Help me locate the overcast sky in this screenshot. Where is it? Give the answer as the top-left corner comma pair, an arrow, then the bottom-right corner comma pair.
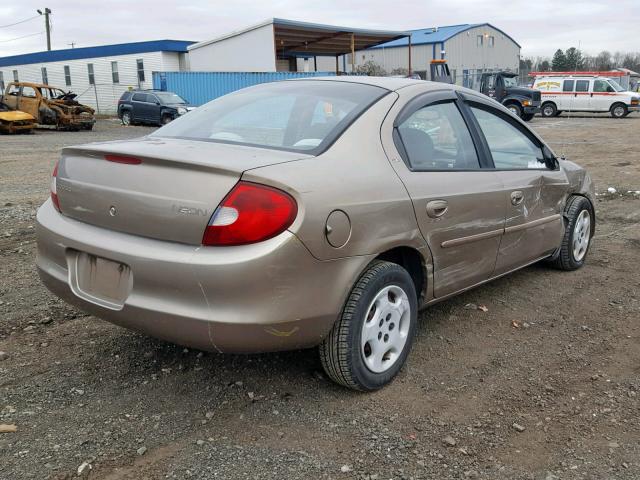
1,0 -> 638,59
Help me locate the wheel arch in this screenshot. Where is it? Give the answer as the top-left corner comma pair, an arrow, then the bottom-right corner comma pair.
374,246 -> 428,304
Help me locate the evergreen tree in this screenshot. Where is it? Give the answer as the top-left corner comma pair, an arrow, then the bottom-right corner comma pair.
551,49 -> 568,71
565,47 -> 585,70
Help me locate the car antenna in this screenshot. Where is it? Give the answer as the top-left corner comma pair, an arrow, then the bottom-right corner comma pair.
560,40 -> 582,160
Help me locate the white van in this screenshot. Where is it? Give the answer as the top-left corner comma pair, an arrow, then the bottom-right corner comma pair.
532,76 -> 640,118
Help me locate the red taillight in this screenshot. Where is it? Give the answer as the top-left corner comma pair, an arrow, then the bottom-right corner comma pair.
202,182 -> 297,246
104,154 -> 142,165
51,161 -> 61,212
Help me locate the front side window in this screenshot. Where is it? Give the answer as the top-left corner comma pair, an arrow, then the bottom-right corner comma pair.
593,79 -> 613,93
575,80 -> 589,92
608,79 -> 625,92
64,65 -> 71,86
13,70 -> 18,82
41,67 -> 48,85
7,84 -> 20,96
87,64 -> 95,85
136,59 -> 145,83
397,101 -> 480,170
563,80 -> 575,92
111,61 -> 119,84
21,86 -> 37,98
153,81 -> 387,154
471,106 -> 546,170
502,76 -> 517,88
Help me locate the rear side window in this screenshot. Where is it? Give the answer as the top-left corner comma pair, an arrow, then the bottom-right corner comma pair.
471,106 -> 546,170
132,93 -> 146,102
563,80 -> 574,92
397,101 -> 480,170
575,80 -> 589,92
120,92 -> 132,101
152,81 -> 388,154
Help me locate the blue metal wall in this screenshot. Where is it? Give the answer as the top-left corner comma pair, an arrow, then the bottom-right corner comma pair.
152,71 -> 336,106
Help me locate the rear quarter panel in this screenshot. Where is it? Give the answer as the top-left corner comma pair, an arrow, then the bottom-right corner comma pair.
242,91 -> 427,261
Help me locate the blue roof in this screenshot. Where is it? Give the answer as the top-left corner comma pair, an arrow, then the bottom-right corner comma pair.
370,23 -> 521,49
0,40 -> 195,68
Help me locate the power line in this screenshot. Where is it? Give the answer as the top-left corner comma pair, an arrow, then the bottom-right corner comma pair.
0,15 -> 40,29
0,31 -> 44,43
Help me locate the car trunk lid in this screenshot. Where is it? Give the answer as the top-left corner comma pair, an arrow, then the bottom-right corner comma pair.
56,137 -> 309,245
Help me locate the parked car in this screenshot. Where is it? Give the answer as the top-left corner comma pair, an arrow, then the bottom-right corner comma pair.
0,101 -> 36,134
36,78 -> 595,391
533,75 -> 640,118
117,90 -> 194,126
1,82 -> 95,130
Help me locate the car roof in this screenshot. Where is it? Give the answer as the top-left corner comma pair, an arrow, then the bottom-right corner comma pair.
293,75 -> 451,92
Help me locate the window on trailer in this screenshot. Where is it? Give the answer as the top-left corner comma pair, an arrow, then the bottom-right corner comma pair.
13,70 -> 18,82
136,59 -> 145,83
488,36 -> 495,47
64,65 -> 71,86
0,72 -> 4,92
87,64 -> 95,85
41,67 -> 48,85
111,61 -> 119,84
477,35 -> 483,46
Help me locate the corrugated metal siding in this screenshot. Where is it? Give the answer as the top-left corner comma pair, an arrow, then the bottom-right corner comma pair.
152,71 -> 336,106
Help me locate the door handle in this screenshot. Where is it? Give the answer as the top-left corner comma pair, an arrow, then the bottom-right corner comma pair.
426,200 -> 448,218
510,190 -> 524,206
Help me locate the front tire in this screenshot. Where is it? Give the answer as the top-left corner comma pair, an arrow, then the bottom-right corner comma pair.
161,114 -> 173,125
319,260 -> 418,391
610,103 -> 628,118
522,113 -> 535,122
541,102 -> 557,117
506,103 -> 522,118
548,196 -> 594,271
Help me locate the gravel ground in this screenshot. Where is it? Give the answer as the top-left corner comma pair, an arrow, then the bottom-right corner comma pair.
0,116 -> 639,480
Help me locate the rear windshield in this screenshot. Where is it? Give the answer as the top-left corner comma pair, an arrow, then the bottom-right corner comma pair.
152,81 -> 388,153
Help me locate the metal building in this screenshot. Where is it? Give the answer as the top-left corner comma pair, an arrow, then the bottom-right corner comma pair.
0,40 -> 193,114
188,18 -> 410,73
358,23 -> 521,86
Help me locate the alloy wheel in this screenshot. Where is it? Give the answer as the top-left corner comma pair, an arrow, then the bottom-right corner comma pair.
572,209 -> 591,262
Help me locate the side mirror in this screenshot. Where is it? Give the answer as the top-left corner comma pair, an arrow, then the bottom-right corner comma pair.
542,146 -> 559,169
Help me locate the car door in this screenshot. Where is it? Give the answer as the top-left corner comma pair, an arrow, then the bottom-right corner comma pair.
17,85 -> 40,119
465,100 -> 567,275
131,93 -> 150,121
572,79 -> 591,111
591,79 -> 614,112
383,90 -> 505,298
146,93 -> 162,123
3,83 -> 20,110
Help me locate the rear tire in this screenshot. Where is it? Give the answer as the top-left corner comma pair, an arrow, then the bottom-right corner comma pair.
610,103 -> 627,118
522,113 -> 535,122
319,260 -> 418,391
121,110 -> 132,126
541,102 -> 557,118
548,196 -> 594,271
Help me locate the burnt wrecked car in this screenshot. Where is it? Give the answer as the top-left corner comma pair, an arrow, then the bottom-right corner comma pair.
36,78 -> 595,391
2,82 -> 95,130
0,101 -> 36,134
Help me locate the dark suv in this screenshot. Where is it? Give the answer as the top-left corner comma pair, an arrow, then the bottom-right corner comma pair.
117,90 -> 194,126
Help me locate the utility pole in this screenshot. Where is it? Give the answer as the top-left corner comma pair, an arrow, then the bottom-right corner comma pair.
37,8 -> 52,51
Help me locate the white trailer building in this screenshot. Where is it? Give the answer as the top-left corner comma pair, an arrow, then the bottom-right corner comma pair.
0,40 -> 193,114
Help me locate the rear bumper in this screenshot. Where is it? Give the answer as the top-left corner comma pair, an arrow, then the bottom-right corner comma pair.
36,200 -> 371,353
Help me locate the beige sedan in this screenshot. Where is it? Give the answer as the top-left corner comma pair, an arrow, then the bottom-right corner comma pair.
36,78 -> 594,390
